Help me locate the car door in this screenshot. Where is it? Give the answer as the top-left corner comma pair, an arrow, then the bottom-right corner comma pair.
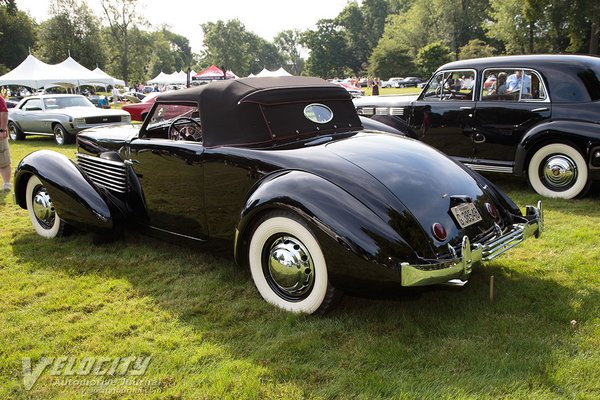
408,69 -> 477,162
127,103 -> 207,240
17,98 -> 45,132
472,68 -> 551,171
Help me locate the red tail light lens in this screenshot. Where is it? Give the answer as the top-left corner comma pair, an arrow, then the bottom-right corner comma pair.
432,222 -> 447,241
485,202 -> 498,219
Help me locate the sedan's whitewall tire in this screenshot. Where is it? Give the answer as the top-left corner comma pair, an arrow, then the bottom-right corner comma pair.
25,176 -> 68,238
248,212 -> 338,314
527,143 -> 589,199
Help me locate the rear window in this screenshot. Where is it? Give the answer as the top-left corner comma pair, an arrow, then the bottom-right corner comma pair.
577,68 -> 600,101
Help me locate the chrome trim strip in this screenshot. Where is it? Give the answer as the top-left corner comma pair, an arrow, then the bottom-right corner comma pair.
401,201 -> 543,287
465,163 -> 514,174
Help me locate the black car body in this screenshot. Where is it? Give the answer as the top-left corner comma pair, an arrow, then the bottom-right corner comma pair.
14,77 -> 542,314
354,55 -> 600,199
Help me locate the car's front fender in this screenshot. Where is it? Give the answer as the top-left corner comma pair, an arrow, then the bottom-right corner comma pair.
14,150 -> 115,234
234,170 -> 420,289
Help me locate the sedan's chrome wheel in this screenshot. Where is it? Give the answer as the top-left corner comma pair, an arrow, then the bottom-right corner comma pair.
25,176 -> 68,238
8,121 -> 24,141
53,124 -> 66,145
248,211 -> 338,314
528,143 -> 589,199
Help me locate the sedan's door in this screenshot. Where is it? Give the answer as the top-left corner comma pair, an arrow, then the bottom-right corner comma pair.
408,69 -> 477,163
127,138 -> 207,240
472,68 -> 551,171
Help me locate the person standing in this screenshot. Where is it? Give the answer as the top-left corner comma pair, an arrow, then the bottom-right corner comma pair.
372,77 -> 380,96
0,95 -> 11,191
111,86 -> 120,108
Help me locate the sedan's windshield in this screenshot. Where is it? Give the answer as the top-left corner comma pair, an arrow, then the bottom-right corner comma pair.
44,96 -> 94,109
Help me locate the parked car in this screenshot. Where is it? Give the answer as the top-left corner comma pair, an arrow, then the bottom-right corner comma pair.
354,55 -> 600,199
333,82 -> 364,98
122,92 -> 161,121
382,77 -> 404,88
8,94 -> 131,145
397,77 -> 423,88
13,77 -> 542,314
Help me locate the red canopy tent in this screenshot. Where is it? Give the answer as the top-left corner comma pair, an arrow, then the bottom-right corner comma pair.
192,65 -> 237,81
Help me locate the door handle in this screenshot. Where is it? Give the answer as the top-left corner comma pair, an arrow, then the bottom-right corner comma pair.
531,107 -> 549,112
460,106 -> 473,110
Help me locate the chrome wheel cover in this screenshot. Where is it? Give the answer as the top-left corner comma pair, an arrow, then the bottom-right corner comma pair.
8,124 -> 17,141
542,154 -> 577,190
32,185 -> 55,229
266,235 -> 315,299
54,126 -> 65,145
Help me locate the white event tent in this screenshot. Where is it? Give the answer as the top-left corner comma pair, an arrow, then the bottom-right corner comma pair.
147,70 -> 197,85
0,54 -> 122,89
253,67 -> 293,77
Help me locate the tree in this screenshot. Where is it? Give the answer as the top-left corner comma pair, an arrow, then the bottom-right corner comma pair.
101,0 -> 144,85
247,33 -> 283,74
459,39 -> 496,60
302,19 -> 351,78
36,0 -> 105,68
368,34 -> 417,78
274,29 -> 305,75
201,19 -> 252,76
416,42 -> 452,77
0,2 -> 37,71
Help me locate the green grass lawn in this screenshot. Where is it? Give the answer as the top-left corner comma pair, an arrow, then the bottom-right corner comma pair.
1,138 -> 599,399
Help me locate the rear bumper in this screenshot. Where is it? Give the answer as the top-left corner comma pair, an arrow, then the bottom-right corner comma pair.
401,201 -> 543,287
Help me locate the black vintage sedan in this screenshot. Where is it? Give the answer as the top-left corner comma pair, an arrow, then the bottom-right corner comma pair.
14,77 -> 542,314
354,55 -> 600,199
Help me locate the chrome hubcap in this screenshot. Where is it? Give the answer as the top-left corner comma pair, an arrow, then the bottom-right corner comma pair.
267,236 -> 314,298
542,155 -> 577,189
32,186 -> 55,228
54,128 -> 64,145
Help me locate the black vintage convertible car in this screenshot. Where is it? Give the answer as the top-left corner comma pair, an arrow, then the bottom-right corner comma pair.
14,77 -> 542,314
354,55 -> 600,199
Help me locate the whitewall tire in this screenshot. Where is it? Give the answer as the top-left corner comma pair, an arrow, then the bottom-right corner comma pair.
25,176 -> 68,238
248,211 -> 338,314
527,143 -> 589,199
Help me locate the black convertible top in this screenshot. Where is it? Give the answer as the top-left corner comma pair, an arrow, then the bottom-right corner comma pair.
156,76 -> 363,147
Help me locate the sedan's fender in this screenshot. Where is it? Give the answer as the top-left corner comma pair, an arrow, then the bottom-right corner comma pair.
14,150 -> 115,234
234,170 -> 421,281
514,120 -> 600,176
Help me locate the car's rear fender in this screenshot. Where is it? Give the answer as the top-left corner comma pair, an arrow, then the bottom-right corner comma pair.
14,150 -> 115,234
234,170 -> 422,286
514,120 -> 600,176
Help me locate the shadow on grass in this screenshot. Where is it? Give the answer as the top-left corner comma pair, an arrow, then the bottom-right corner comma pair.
11,229 -> 599,398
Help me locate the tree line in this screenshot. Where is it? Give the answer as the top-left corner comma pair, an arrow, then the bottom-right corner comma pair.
1,0 -> 599,86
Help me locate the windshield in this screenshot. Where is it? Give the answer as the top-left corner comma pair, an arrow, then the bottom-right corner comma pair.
43,96 -> 94,109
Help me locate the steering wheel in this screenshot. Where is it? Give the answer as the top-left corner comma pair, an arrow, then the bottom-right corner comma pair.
168,117 -> 202,142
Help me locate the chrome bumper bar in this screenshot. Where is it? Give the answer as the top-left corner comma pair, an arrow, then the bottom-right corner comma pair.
401,201 -> 543,287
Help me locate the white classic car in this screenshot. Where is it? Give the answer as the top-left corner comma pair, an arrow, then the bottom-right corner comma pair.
8,94 -> 131,145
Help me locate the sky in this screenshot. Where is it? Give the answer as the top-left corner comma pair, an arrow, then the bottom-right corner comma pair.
15,0 -> 353,53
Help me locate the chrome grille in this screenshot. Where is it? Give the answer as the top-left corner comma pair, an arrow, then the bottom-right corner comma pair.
85,116 -> 123,124
76,153 -> 127,193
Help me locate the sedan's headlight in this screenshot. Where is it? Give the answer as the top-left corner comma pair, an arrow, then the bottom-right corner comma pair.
74,118 -> 85,126
121,115 -> 131,123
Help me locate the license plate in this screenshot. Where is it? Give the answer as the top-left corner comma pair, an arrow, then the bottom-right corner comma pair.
450,202 -> 482,228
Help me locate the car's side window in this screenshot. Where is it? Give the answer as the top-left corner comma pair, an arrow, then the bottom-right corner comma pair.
481,68 -> 548,102
23,99 -> 43,111
422,70 -> 475,101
